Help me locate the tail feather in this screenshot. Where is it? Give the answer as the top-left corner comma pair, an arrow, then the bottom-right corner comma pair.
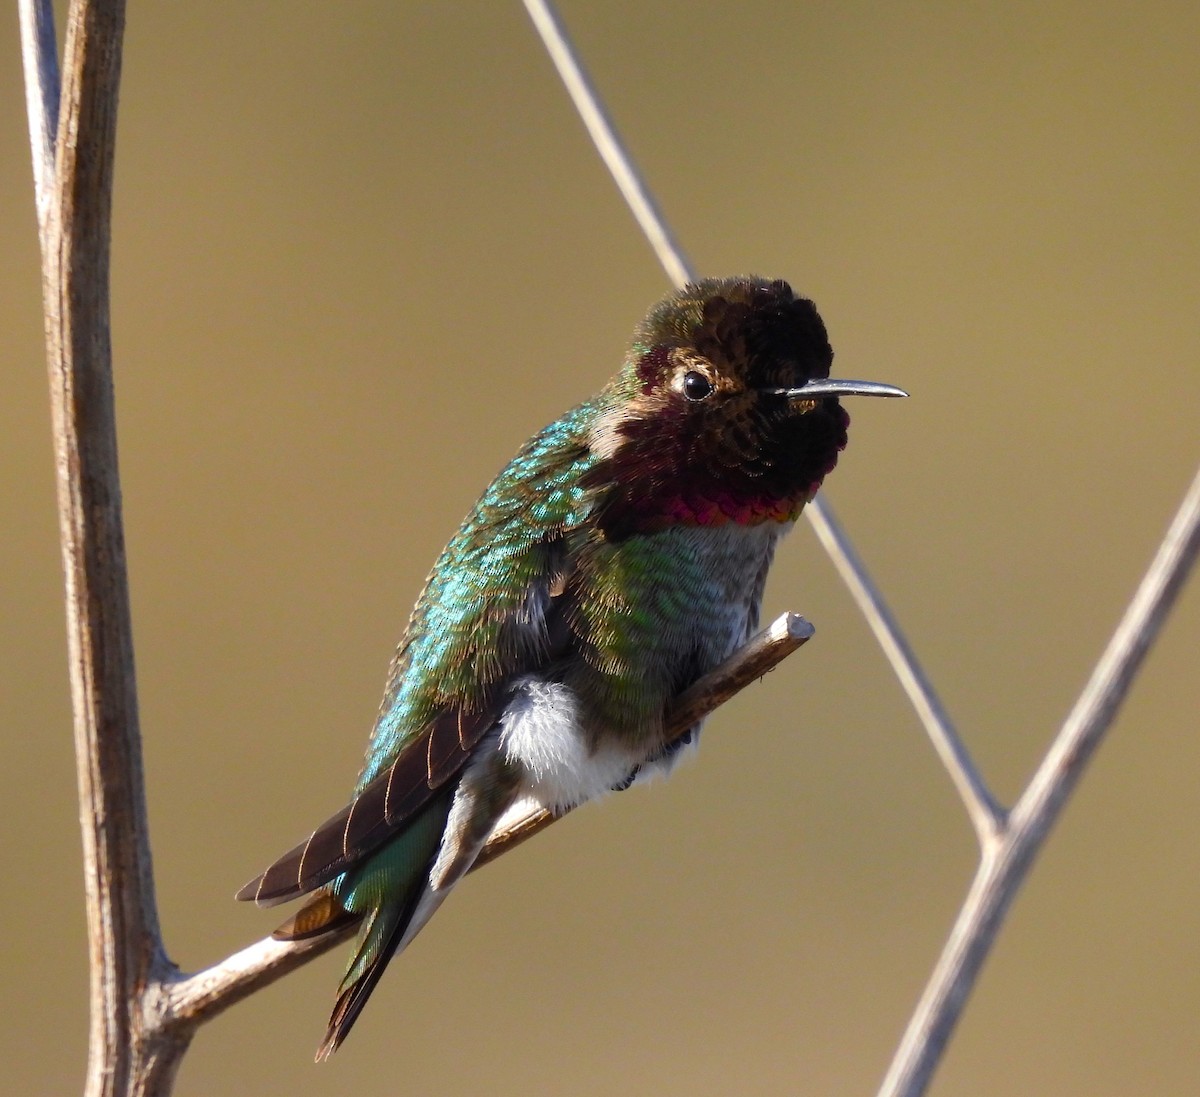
316,907 -> 401,1061
315,790 -> 453,1059
272,892 -> 362,942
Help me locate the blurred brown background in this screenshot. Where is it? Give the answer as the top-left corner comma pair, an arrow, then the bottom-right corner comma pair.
3,2 -> 1199,1094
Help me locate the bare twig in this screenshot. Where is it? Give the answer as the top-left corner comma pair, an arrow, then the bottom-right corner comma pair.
878,463 -> 1200,1097
159,923 -> 354,1028
806,500 -> 1004,843
160,613 -> 812,1022
1013,466 -> 1200,833
18,0 -> 60,245
476,611 -> 814,867
523,0 -> 692,287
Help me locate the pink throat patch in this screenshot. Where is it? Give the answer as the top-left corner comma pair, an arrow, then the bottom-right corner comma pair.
658,484 -> 818,528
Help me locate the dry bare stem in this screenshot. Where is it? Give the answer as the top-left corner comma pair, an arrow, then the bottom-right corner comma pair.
879,463 -> 1200,1097
520,3 -> 1200,1095
20,1 -> 188,1095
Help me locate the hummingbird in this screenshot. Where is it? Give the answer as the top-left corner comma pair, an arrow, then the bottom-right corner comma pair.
237,276 -> 906,1058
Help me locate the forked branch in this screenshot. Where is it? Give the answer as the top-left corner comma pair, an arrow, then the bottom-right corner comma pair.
878,463 -> 1200,1097
520,3 -> 1200,1096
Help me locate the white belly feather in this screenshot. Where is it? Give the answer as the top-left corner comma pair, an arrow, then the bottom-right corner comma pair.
494,519 -> 788,824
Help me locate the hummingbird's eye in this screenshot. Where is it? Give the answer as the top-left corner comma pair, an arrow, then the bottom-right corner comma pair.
682,371 -> 714,402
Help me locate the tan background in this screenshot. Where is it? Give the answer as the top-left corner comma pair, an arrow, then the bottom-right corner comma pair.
3,3 -> 1199,1094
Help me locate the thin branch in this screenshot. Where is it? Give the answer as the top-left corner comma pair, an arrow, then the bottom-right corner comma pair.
475,611 -> 814,868
161,613 -> 814,1025
28,1 -> 168,1095
806,498 -> 1004,843
1012,463 -> 1200,834
523,0 -> 692,287
878,463 -> 1200,1097
18,0 -> 61,245
158,923 -> 355,1030
519,0 -> 986,841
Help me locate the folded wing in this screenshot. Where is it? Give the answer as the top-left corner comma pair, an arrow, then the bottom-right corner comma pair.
236,691 -> 506,906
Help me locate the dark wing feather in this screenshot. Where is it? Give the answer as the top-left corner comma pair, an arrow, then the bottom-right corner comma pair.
236,694 -> 503,906
238,536 -> 582,907
237,417 -> 591,910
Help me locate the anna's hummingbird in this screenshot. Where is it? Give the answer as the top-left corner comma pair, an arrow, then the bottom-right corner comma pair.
238,276 -> 906,1058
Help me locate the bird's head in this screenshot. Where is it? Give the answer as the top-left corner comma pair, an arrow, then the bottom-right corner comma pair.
585,276 -> 905,538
